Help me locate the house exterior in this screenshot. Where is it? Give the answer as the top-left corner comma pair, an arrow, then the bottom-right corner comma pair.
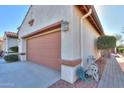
3,32 -> 18,53
18,5 -> 104,83
0,38 -> 3,51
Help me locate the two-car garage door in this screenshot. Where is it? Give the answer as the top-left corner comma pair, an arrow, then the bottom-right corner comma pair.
26,30 -> 61,71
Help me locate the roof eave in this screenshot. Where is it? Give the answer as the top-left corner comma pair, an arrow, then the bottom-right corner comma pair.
17,5 -> 32,35
76,5 -> 104,35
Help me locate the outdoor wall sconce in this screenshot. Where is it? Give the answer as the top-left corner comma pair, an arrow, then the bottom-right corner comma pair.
28,19 -> 34,26
61,20 -> 69,31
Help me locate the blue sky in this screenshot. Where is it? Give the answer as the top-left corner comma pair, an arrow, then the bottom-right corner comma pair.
0,5 -> 29,37
0,5 -> 124,38
95,5 -> 124,36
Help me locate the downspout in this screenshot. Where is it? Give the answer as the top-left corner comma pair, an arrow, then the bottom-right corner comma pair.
80,8 -> 92,67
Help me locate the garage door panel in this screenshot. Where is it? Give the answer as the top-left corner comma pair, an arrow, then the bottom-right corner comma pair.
27,47 -> 60,58
27,52 -> 60,59
28,42 -> 60,49
27,31 -> 61,71
32,58 -> 61,70
28,39 -> 60,49
28,54 -> 61,70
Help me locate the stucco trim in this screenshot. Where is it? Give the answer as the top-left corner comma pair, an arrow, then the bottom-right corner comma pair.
22,21 -> 61,38
26,28 -> 61,40
61,59 -> 81,67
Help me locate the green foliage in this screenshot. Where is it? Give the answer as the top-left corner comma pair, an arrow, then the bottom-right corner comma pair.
117,47 -> 124,53
4,54 -> 19,63
9,46 -> 18,53
97,35 -> 116,49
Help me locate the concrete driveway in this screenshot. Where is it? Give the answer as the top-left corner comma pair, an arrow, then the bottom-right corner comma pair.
0,60 -> 60,88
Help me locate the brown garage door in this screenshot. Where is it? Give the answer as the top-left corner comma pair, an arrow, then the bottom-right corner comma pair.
26,31 -> 61,71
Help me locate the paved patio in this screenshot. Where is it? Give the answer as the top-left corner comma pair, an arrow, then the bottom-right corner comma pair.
0,60 -> 60,88
98,55 -> 124,88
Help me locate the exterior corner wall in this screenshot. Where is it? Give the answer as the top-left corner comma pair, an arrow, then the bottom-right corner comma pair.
61,16 -> 74,60
60,6 -> 83,83
71,6 -> 82,60
61,64 -> 80,84
61,6 -> 83,61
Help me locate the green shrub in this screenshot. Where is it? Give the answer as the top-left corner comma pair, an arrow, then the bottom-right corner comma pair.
120,49 -> 124,53
97,35 -> 116,49
9,46 -> 18,53
4,54 -> 19,63
117,48 -> 124,53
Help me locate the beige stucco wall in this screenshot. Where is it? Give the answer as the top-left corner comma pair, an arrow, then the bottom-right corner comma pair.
71,6 -> 82,60
72,6 -> 100,67
82,17 -> 100,67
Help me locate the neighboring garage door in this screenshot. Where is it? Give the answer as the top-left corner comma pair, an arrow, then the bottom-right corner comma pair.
26,30 -> 61,71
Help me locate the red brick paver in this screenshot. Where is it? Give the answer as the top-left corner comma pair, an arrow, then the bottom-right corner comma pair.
49,79 -> 97,88
98,55 -> 124,88
95,57 -> 107,79
49,57 -> 106,88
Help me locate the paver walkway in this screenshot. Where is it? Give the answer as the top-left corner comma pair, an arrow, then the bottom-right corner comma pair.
49,79 -> 97,88
98,55 -> 124,88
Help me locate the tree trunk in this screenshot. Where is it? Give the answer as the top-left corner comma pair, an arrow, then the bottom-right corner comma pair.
101,49 -> 111,58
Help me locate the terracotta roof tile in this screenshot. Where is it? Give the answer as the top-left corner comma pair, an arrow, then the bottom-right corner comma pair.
0,39 -> 3,42
5,32 -> 18,38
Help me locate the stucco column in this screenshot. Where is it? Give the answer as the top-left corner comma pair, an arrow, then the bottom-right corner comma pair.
19,38 -> 26,61
61,20 -> 81,84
